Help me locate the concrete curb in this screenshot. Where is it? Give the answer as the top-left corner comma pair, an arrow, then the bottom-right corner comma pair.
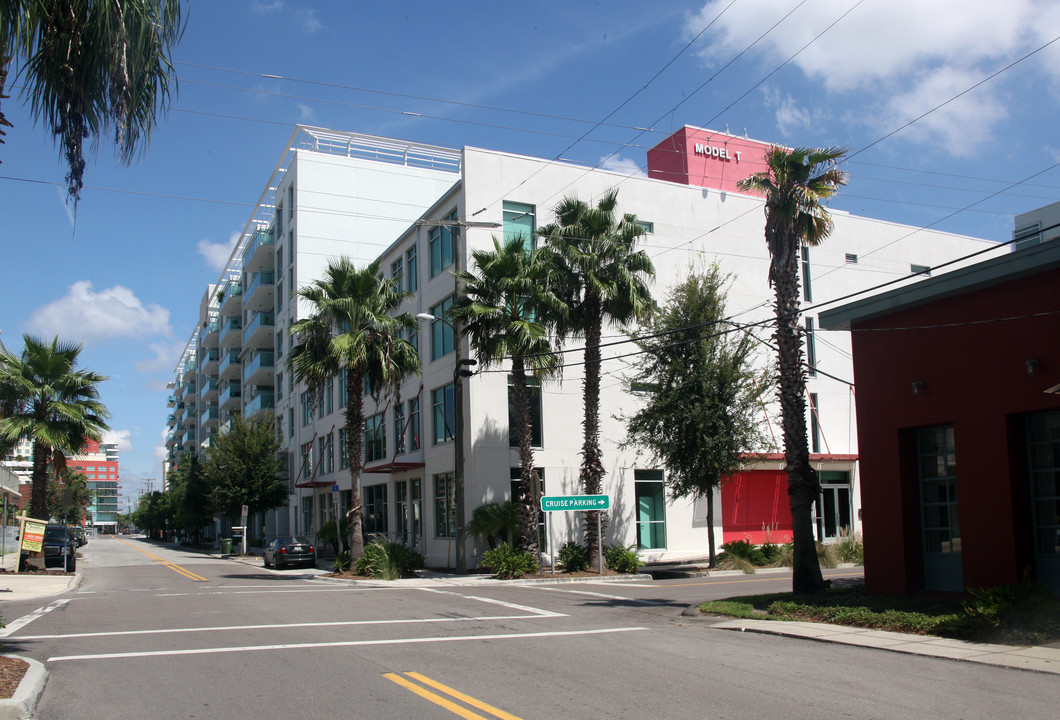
0,656 -> 46,720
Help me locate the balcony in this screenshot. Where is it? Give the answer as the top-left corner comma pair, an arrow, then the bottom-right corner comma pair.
199,375 -> 219,402
165,432 -> 176,448
219,349 -> 242,381
182,359 -> 197,382
200,319 -> 221,349
243,270 -> 275,312
244,387 -> 275,417
219,316 -> 243,349
182,433 -> 198,453
243,350 -> 275,387
183,412 -> 196,429
243,310 -> 275,349
200,348 -> 219,375
167,414 -> 176,427
200,403 -> 219,430
167,394 -> 176,408
220,281 -> 243,318
244,227 -> 275,273
219,382 -> 242,412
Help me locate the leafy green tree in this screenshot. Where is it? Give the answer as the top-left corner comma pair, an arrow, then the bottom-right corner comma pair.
737,146 -> 848,593
538,188 -> 655,563
1,0 -> 184,204
0,335 -> 109,519
131,489 -> 172,537
167,456 -> 213,544
47,466 -> 94,525
450,236 -> 564,554
622,266 -> 770,567
288,258 -> 420,560
200,413 -> 286,524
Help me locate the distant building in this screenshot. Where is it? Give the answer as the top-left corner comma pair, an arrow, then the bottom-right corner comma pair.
68,439 -> 120,532
821,238 -> 1060,595
1013,200 -> 1060,250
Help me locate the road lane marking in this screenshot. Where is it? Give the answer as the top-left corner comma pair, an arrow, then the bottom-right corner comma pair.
114,538 -> 208,581
47,627 -> 648,662
416,589 -> 564,617
385,671 -> 523,720
0,599 -> 70,638
535,587 -> 665,605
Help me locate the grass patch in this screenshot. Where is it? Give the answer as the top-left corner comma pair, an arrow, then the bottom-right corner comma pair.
699,584 -> 1060,645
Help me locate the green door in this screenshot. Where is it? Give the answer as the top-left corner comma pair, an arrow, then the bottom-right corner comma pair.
917,426 -> 963,592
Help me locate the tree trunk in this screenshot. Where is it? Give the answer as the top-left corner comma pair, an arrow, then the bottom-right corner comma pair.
580,297 -> 606,566
344,367 -> 367,560
772,242 -> 825,594
510,358 -> 538,556
30,441 -> 51,519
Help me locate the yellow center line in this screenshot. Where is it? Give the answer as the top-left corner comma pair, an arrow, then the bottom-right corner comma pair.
115,537 -> 209,582
384,672 -> 524,720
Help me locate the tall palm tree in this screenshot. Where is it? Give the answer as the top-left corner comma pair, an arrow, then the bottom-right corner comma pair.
288,258 -> 420,561
0,334 -> 109,519
449,235 -> 564,555
538,188 -> 655,563
737,145 -> 848,594
1,0 -> 184,203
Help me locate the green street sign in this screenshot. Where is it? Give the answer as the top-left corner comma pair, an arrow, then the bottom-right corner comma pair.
540,494 -> 610,512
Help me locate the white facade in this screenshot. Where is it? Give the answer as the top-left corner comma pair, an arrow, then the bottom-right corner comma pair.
166,126 -> 999,566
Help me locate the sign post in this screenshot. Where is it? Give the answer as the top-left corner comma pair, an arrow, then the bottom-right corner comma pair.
540,495 -> 610,575
240,504 -> 249,555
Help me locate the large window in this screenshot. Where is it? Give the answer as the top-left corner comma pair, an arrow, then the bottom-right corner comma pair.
364,484 -> 388,535
508,376 -> 542,448
434,472 -> 455,537
918,426 -> 960,554
325,376 -> 334,414
801,247 -> 812,302
301,496 -> 313,535
429,210 -> 457,278
301,441 -> 314,479
809,392 -> 821,454
339,427 -> 349,469
406,245 -> 418,291
393,399 -> 421,455
365,412 -> 386,463
805,317 -> 817,377
301,390 -> 312,426
503,201 -> 535,248
408,397 -> 421,451
322,433 -> 334,474
394,478 -> 422,548
390,257 -> 403,287
635,469 -> 666,549
338,368 -> 348,407
430,295 -> 455,360
394,402 -> 406,455
432,384 -> 455,445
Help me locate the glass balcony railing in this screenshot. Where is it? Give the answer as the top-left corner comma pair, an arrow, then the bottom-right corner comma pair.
245,270 -> 275,299
245,391 -> 275,416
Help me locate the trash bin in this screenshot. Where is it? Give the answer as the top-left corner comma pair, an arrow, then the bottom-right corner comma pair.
220,538 -> 232,554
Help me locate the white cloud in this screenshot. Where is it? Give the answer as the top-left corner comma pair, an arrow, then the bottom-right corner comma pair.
27,282 -> 172,343
301,9 -> 322,33
250,0 -> 284,14
296,103 -> 315,122
197,231 -> 239,272
135,340 -> 186,373
687,0 -> 1051,153
598,154 -> 647,178
153,428 -> 168,464
762,86 -> 812,137
104,429 -> 133,453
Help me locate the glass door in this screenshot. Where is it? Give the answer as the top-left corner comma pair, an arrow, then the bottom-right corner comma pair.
917,426 -> 962,591
1027,411 -> 1060,594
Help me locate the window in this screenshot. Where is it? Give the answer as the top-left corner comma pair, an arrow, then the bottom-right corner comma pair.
801,246 -> 812,302
317,389 -> 325,419
276,372 -> 283,401
276,202 -> 284,236
429,209 -> 457,277
301,441 -> 314,479
1013,222 -> 1043,251
394,478 -> 422,547
635,469 -> 666,549
805,317 -> 817,378
288,408 -> 294,437
364,484 -> 388,535
322,433 -> 334,474
911,264 -> 931,276
434,472 -> 455,537
338,368 -> 348,407
394,402 -> 406,455
339,427 -> 349,469
365,412 -> 386,463
326,376 -> 334,415
406,245 -> 418,292
917,425 -> 960,554
391,257 -> 403,286
301,391 -> 312,426
845,253 -> 858,264
635,220 -> 654,234
503,201 -> 535,248
508,376 -> 542,448
430,295 -> 455,360
809,392 -> 821,454
406,325 -> 419,356
301,496 -> 313,535
408,397 -> 421,451
432,384 -> 455,445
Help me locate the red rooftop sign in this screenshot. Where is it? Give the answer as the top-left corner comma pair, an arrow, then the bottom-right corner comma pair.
646,126 -> 775,195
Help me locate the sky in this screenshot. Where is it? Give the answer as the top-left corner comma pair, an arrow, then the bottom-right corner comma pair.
2,0 -> 1059,508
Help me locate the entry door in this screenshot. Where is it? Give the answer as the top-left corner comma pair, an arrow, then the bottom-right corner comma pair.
1027,411 -> 1060,595
816,471 -> 852,540
917,426 -> 963,592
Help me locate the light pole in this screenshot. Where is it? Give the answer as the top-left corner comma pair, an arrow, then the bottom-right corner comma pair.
415,217 -> 498,572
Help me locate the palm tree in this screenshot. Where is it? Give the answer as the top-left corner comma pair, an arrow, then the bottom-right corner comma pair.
0,335 -> 109,519
1,0 -> 184,204
288,258 -> 420,561
737,145 -> 848,594
449,235 -> 564,555
538,188 -> 655,564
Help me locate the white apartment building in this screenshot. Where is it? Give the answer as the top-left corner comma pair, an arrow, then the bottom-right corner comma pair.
166,125 -> 999,568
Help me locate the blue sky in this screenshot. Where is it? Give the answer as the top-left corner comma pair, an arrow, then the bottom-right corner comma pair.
2,0 -> 1058,507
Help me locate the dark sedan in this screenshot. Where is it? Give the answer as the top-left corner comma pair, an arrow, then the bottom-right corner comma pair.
263,536 -> 316,569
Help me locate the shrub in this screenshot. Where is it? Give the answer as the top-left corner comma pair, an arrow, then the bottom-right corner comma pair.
317,521 -> 340,554
817,542 -> 839,569
963,577 -> 1051,627
604,543 -> 642,574
716,553 -> 756,573
834,528 -> 864,565
481,543 -> 538,579
759,542 -> 782,565
354,539 -> 425,580
332,550 -> 351,573
557,541 -> 590,572
720,539 -> 766,566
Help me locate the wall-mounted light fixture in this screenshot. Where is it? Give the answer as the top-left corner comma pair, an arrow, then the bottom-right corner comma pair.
912,381 -> 925,395
1026,358 -> 1040,376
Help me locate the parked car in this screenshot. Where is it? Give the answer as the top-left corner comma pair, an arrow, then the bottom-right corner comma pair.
71,527 -> 87,547
263,536 -> 316,569
21,524 -> 77,572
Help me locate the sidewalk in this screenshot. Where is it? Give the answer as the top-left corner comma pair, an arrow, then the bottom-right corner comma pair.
0,551 -> 81,602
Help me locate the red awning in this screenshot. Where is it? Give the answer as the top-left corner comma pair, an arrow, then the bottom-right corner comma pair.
362,461 -> 426,474
294,480 -> 334,489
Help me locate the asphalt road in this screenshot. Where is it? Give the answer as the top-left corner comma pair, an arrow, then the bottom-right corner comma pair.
1,537 -> 1055,720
